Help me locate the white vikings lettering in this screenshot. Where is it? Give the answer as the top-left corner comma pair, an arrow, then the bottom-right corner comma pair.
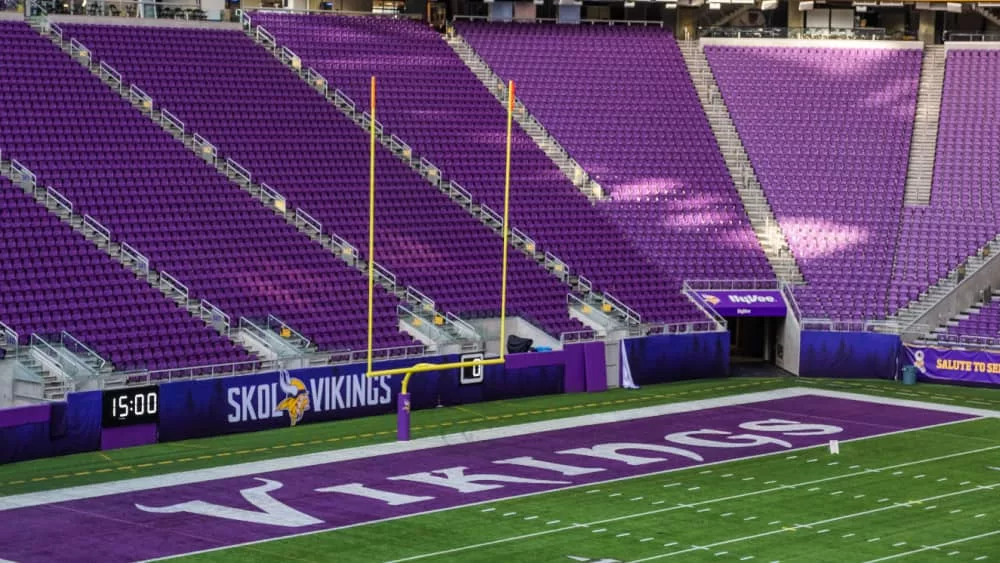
387,466 -> 570,493
309,377 -> 327,411
226,388 -> 240,423
240,386 -> 256,421
738,419 -> 843,436
493,456 -> 606,476
256,383 -> 271,420
556,443 -> 703,466
665,429 -> 792,449
135,478 -> 322,527
315,483 -> 433,506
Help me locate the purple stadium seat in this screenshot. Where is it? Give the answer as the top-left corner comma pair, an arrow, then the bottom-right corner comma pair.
248,13 -> 717,325
60,23 -> 587,338
704,45 -> 921,319
0,176 -> 253,372
457,22 -> 773,284
0,21 -> 412,356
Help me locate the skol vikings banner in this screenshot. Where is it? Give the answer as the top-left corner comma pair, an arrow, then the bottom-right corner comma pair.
157,353 -> 565,442
904,345 -> 1000,386
696,290 -> 787,317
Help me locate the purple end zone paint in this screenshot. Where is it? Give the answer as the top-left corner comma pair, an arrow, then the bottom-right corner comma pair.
397,393 -> 411,441
0,395 -> 975,563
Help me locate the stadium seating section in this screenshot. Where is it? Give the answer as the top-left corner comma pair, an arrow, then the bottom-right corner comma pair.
704,45 -> 921,320
0,176 -> 252,372
456,22 -> 773,282
3,15 -> 1000,372
250,13 -> 713,325
0,21 -> 409,358
893,50 -> 1000,333
60,24 -> 586,338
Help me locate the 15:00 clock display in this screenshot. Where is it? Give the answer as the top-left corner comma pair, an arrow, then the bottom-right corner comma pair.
102,386 -> 159,427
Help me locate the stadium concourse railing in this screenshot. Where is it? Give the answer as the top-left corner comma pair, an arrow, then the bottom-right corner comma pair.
452,14 -> 666,27
697,26 -> 889,40
917,333 -> 1000,352
943,32 -> 1000,42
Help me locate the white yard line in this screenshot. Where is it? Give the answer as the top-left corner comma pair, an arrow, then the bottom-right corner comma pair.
628,485 -> 998,562
374,448 -> 1000,563
861,530 -> 1000,562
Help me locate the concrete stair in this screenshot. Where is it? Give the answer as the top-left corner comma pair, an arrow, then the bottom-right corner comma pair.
678,40 -> 804,285
903,45 -> 945,206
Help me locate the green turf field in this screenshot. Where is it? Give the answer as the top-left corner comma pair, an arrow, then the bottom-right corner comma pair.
2,376 -> 998,563
176,416 -> 1000,563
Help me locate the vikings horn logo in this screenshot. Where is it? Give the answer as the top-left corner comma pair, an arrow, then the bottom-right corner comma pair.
703,294 -> 721,306
276,371 -> 310,427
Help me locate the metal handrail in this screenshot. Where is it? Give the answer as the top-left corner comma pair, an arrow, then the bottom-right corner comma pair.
266,314 -> 311,348
30,334 -> 82,381
159,271 -> 190,302
560,329 -> 600,345
800,318 -> 902,334
781,282 -> 802,321
259,182 -> 287,213
398,304 -> 449,343
120,241 -> 150,275
684,279 -> 780,291
943,32 -> 1000,42
294,208 -> 322,236
60,331 -> 107,371
200,300 -> 231,334
405,287 -> 436,312
45,186 -> 73,216
445,312 -> 482,342
99,60 -> 122,90
225,158 -> 251,184
9,159 -> 37,188
681,282 -> 727,331
0,321 -> 20,355
160,109 -> 185,135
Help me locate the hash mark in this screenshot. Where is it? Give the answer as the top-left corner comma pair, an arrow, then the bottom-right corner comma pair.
947,551 -> 960,556
768,521 -> 782,526
586,489 -> 601,494
503,512 -> 517,517
893,542 -> 907,547
868,537 -> 881,543
742,477 -> 755,481
630,497 -> 644,501
697,508 -> 712,513
722,473 -> 734,478
640,537 -> 654,543
616,533 -> 631,538
652,500 -> 666,505
609,493 -> 622,498
808,487 -> 821,492
524,516 -> 538,521
744,516 -> 758,521
700,470 -> 713,475
592,528 -> 607,533
854,495 -> 866,499
765,480 -> 777,485
961,481 -> 971,486
663,542 -> 678,548
546,520 -> 561,525
722,512 -> 734,517
817,529 -> 829,534
950,509 -> 962,514
843,533 -> 855,538
974,514 -> 986,518
481,508 -> 495,513
688,486 -> 701,491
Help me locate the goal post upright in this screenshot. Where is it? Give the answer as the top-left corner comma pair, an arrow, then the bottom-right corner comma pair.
365,79 -> 517,441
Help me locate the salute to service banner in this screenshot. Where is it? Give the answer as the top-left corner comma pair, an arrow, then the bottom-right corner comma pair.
696,290 -> 787,317
904,344 -> 1000,386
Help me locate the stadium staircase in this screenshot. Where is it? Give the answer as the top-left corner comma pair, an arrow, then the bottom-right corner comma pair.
973,6 -> 1000,28
39,21 -> 482,357
445,31 -> 605,202
678,40 -> 804,285
903,45 -> 945,206
243,21 -> 645,338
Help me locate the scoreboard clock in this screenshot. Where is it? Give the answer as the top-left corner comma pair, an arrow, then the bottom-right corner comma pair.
102,386 -> 159,427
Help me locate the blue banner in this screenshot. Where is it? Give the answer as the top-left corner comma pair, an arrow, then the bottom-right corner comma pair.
799,331 -> 900,379
622,332 -> 730,385
157,354 -> 565,442
904,345 -> 1000,386
0,391 -> 102,464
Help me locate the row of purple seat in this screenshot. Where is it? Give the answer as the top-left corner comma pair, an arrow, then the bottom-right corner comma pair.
0,21 -> 412,364
60,23 -> 587,338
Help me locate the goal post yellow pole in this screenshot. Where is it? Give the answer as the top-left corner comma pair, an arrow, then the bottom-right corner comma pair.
499,79 -> 515,362
367,80 -> 517,441
366,75 -> 376,379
